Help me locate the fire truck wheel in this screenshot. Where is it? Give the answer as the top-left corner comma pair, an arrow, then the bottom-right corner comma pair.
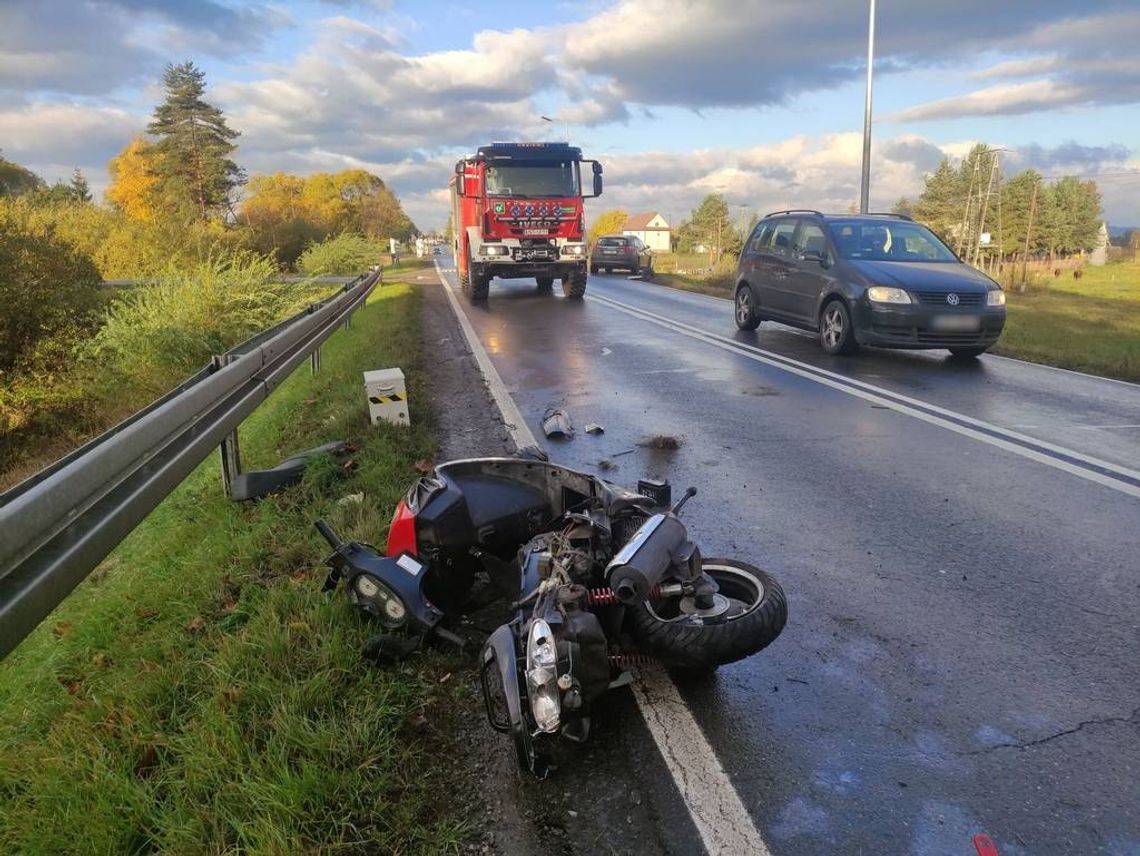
535,276 -> 554,292
470,273 -> 490,302
562,269 -> 587,299
590,264 -> 599,274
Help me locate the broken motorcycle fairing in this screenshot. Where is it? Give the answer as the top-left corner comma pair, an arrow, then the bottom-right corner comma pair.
316,457 -> 788,776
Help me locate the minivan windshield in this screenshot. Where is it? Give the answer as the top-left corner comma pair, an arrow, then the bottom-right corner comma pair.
827,220 -> 957,263
485,162 -> 580,198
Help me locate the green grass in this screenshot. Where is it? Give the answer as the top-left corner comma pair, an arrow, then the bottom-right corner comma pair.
994,260 -> 1140,382
0,283 -> 474,854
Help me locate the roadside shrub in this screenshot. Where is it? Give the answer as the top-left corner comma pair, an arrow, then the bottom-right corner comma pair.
97,251 -> 310,390
297,232 -> 384,276
0,218 -> 103,371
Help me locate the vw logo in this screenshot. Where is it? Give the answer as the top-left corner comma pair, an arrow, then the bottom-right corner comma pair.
946,293 -> 960,306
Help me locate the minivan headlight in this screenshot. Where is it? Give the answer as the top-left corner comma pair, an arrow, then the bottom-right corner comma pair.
987,290 -> 1006,307
868,286 -> 911,304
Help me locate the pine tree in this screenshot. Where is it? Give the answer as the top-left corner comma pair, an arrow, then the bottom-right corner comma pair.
69,168 -> 92,203
147,61 -> 244,221
910,158 -> 963,244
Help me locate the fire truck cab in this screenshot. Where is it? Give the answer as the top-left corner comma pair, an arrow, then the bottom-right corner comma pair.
450,142 -> 602,301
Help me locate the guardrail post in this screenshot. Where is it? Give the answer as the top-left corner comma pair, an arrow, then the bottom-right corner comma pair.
310,346 -> 321,374
212,355 -> 242,496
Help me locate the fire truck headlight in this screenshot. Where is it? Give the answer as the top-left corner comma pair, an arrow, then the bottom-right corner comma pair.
479,244 -> 510,257
561,244 -> 586,257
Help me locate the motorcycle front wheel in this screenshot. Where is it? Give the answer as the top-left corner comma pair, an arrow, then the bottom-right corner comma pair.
627,559 -> 787,671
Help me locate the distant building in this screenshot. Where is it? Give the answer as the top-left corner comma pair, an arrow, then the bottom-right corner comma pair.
623,212 -> 671,252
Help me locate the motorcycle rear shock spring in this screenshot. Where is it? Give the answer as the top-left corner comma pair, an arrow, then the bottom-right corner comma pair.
585,585 -> 661,607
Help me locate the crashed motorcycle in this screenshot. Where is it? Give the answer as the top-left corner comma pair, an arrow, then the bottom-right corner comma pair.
316,457 -> 787,776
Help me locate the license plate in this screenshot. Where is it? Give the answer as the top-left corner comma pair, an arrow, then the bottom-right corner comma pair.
931,314 -> 980,331
519,250 -> 552,260
523,228 -> 547,236
603,249 -> 616,254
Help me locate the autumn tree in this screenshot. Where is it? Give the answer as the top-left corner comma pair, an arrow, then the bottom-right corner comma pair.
588,208 -> 628,244
687,194 -> 737,264
0,152 -> 45,197
147,61 -> 243,221
106,137 -> 160,221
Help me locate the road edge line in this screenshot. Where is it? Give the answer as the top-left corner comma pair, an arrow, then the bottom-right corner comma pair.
433,262 -> 535,451
431,262 -> 773,856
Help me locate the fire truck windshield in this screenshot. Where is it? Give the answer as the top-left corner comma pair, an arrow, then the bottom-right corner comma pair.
485,162 -> 579,198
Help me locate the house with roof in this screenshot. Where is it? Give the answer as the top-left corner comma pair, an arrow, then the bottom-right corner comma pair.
622,212 -> 671,252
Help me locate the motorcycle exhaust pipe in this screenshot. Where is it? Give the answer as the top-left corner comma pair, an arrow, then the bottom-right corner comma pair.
606,514 -> 688,605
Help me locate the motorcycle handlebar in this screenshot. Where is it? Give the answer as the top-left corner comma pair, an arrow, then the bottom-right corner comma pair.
315,519 -> 345,550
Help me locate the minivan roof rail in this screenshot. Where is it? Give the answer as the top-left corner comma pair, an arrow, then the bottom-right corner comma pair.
764,209 -> 824,218
864,211 -> 914,221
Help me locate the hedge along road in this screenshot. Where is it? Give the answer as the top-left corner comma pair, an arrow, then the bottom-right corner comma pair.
434,257 -> 1140,855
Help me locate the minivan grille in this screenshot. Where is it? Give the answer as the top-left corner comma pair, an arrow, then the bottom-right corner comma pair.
915,291 -> 984,306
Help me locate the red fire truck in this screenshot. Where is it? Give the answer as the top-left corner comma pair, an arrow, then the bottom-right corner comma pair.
449,142 -> 603,301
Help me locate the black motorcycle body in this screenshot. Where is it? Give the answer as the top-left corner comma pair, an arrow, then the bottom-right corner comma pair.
317,457 -> 787,776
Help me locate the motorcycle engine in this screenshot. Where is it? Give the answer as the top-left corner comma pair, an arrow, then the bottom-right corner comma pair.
519,535 -> 611,736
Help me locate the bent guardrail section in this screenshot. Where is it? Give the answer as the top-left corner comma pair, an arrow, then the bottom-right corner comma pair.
0,271 -> 380,660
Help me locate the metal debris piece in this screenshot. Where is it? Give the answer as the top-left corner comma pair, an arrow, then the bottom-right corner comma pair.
611,448 -> 636,457
585,423 -> 604,435
542,408 -> 574,438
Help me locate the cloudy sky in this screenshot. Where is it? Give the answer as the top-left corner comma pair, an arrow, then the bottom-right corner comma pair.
3,0 -> 1139,231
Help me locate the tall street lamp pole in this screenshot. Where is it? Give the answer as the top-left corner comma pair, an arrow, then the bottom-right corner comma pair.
541,115 -> 569,142
859,0 -> 876,213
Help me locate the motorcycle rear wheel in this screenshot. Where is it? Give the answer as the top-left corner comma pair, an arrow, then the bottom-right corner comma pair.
627,559 -> 787,670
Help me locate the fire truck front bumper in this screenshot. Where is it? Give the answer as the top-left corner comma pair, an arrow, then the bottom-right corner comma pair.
473,241 -> 587,279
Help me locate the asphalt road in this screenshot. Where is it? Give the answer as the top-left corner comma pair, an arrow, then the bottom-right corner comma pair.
436,259 -> 1140,855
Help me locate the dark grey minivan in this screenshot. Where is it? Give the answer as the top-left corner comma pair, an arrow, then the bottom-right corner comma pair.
733,211 -> 1006,357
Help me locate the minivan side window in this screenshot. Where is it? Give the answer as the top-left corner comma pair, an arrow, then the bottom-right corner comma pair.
769,219 -> 797,258
749,223 -> 773,253
795,222 -> 828,257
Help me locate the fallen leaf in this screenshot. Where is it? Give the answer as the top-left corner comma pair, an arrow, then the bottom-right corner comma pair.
135,606 -> 160,620
303,398 -> 317,406
134,745 -> 159,779
91,652 -> 109,668
414,458 -> 433,474
438,672 -> 452,684
52,621 -> 73,638
342,458 -> 359,473
185,616 -> 206,634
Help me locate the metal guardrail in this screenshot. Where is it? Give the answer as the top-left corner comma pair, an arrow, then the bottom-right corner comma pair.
0,270 -> 380,660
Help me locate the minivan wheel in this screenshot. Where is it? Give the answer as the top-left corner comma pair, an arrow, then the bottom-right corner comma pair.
820,299 -> 858,355
734,286 -> 761,331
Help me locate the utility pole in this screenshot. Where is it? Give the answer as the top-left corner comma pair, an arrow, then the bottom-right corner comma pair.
973,153 -> 999,268
958,155 -> 982,258
1021,181 -> 1038,285
859,0 -> 876,213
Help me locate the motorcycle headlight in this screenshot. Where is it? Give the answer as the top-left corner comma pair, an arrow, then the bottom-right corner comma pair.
987,290 -> 1006,307
867,286 -> 911,304
352,574 -> 408,629
525,618 -> 561,733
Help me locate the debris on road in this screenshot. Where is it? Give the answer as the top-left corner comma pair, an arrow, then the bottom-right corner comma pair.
597,459 -> 615,471
585,423 -> 605,435
638,434 -> 682,450
612,447 -> 636,457
542,408 -> 574,438
336,492 -> 364,506
414,458 -> 434,473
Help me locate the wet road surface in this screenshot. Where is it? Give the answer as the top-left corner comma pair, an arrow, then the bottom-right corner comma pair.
436,261 -> 1140,855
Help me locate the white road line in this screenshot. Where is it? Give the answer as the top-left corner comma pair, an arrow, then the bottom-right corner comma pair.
433,263 -> 534,452
432,263 -> 772,856
589,291 -> 1140,499
632,668 -> 773,856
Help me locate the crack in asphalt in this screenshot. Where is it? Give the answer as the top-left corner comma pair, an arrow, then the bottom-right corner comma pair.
966,705 -> 1140,756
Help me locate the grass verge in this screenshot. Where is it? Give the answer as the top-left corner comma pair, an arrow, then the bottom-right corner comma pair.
0,283 -> 473,854
647,258 -> 1140,383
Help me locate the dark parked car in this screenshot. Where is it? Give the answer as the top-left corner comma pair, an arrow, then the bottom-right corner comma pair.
590,235 -> 653,276
733,211 -> 1006,357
